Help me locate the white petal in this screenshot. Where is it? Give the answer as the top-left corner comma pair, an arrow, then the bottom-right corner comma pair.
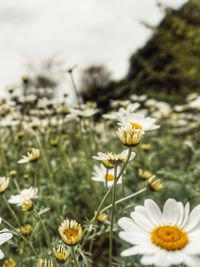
119,231 -> 149,245
0,249 -> 4,259
121,246 -> 140,257
118,217 -> 147,236
0,230 -> 13,245
180,202 -> 190,228
131,211 -> 154,231
183,242 -> 200,255
144,199 -> 163,225
163,199 -> 179,225
153,250 -> 170,267
184,204 -> 200,232
140,255 -> 155,265
183,255 -> 200,267
176,202 -> 185,227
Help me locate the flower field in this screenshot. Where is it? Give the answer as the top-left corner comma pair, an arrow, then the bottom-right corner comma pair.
1,83 -> 200,267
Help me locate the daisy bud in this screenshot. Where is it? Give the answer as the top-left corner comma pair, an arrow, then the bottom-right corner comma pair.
36,259 -> 54,267
0,177 -> 9,194
53,246 -> 70,264
20,224 -> 33,236
96,212 -> 107,223
116,126 -> 142,147
2,258 -> 16,267
138,169 -> 153,181
9,170 -> 17,178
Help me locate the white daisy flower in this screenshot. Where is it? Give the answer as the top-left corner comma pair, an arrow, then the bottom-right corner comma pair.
118,198 -> 200,267
93,149 -> 136,165
0,218 -> 13,260
92,164 -> 122,187
18,148 -> 40,164
117,113 -> 160,133
8,187 -> 38,206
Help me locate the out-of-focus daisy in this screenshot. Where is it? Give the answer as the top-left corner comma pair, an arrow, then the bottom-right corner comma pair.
117,113 -> 160,133
18,148 -> 40,164
58,219 -> 83,246
118,199 -> 200,267
8,187 -> 38,206
20,224 -> 33,236
70,107 -> 99,118
0,218 -> 13,260
92,164 -> 122,187
0,177 -> 9,194
147,175 -> 164,192
2,258 -> 16,267
36,259 -> 54,267
93,149 -> 136,165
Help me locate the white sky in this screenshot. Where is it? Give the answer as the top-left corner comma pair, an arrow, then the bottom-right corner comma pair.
0,0 -> 188,97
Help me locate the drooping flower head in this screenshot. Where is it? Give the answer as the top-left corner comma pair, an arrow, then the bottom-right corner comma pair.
8,187 -> 38,206
118,199 -> 200,267
18,148 -> 40,164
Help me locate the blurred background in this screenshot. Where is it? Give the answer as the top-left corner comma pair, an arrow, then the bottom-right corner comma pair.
0,0 -> 199,106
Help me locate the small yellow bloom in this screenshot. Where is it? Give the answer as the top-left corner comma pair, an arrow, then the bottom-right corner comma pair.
18,148 -> 40,164
21,200 -> 33,211
0,177 -> 9,194
58,219 -> 83,246
37,259 -> 54,267
96,213 -> 107,223
9,170 -> 17,178
54,246 -> 70,264
20,224 -> 33,236
147,175 -> 164,192
2,258 -> 16,267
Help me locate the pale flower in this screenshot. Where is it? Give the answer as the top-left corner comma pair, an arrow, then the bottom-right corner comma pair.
0,218 -> 13,260
117,113 -> 160,133
0,177 -> 9,194
8,187 -> 38,206
92,164 -> 122,187
118,199 -> 200,267
18,148 -> 40,164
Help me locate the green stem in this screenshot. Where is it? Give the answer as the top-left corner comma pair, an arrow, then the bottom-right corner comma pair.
108,165 -> 118,267
71,247 -> 81,267
101,187 -> 147,213
2,217 -> 37,256
69,71 -> 81,108
2,194 -> 21,227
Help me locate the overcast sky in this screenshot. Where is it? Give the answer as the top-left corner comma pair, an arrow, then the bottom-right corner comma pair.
0,0 -> 188,97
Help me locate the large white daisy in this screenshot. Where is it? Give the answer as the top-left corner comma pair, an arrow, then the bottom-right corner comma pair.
117,113 -> 160,133
0,218 -> 13,260
8,187 -> 38,206
118,198 -> 200,267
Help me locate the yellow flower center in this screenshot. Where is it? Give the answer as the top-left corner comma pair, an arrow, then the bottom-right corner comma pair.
151,225 -> 188,251
105,173 -> 115,181
63,229 -> 78,239
130,122 -> 142,129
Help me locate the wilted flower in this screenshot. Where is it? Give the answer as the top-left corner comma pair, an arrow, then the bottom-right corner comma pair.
0,177 -> 9,194
92,165 -> 122,187
0,218 -> 13,260
18,148 -> 40,164
8,187 -> 38,206
58,219 -> 83,246
118,199 -> 200,267
93,149 -> 136,165
54,245 -> 70,264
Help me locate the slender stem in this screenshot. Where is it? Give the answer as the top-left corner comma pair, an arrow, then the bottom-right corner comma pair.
2,194 -> 21,227
33,209 -> 52,252
101,187 -> 147,213
2,217 -> 37,256
71,247 -> 81,267
109,165 -> 118,267
69,71 -> 81,108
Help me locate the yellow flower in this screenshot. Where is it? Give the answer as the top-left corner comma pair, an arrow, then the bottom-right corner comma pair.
18,148 -> 40,164
20,224 -> 33,236
116,126 -> 142,147
36,259 -> 54,267
54,246 -> 70,264
58,219 -> 83,246
96,213 -> 107,223
147,175 -> 164,192
2,258 -> 16,267
0,177 -> 9,194
9,170 -> 17,178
